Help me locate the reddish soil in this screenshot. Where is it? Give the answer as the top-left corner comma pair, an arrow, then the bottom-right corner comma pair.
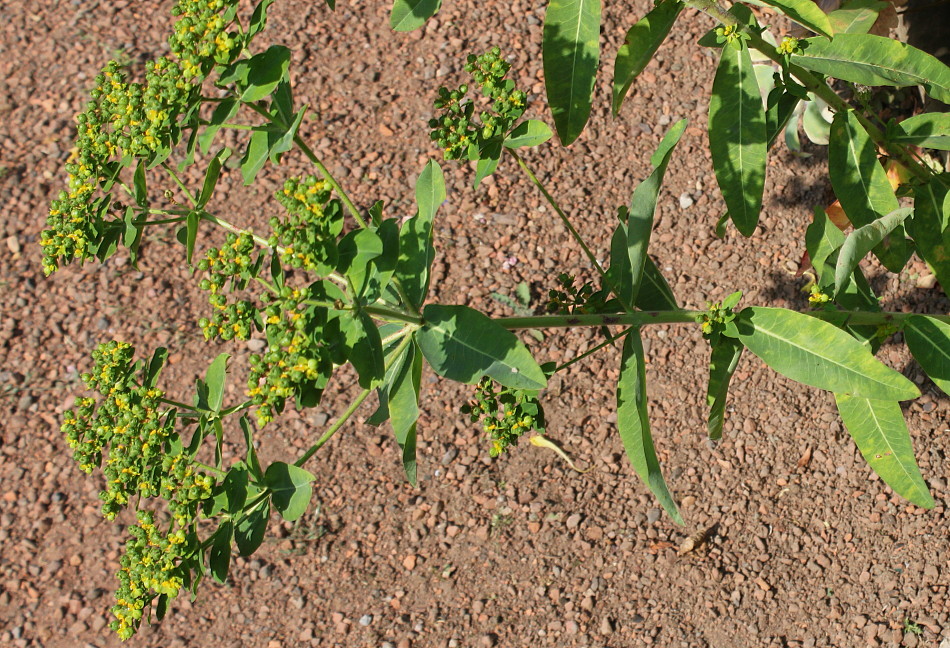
1,1 -> 948,648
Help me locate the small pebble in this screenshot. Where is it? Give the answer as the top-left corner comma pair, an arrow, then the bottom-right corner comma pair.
678,193 -> 694,209
359,614 -> 373,626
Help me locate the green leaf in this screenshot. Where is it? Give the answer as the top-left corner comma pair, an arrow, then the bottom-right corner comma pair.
339,310 -> 386,389
735,307 -> 919,400
892,113 -> 950,151
791,34 -> 950,104
248,0 -> 277,39
268,107 -> 306,164
337,228 -> 383,299
185,210 -> 199,265
240,128 -> 270,185
264,462 -> 315,522
234,499 -> 269,556
474,140 -> 502,189
835,394 -> 934,508
617,331 -> 682,524
904,315 -> 950,397
144,347 -> 169,389
827,0 -> 887,35
829,110 -> 912,272
706,337 -> 744,440
709,39 -> 767,237
242,46 -> 291,102
758,0 -> 834,38
397,161 -> 444,308
543,0 -> 602,145
390,0 -> 441,31
805,206 -> 845,278
209,521 -> 233,584
834,207 -> 914,295
133,160 -> 147,207
416,304 -> 547,390
198,148 -> 230,208
239,415 -> 263,479
612,0 -> 683,115
389,344 -> 423,485
504,120 -> 554,149
907,181 -> 950,290
202,353 -> 230,413
624,119 -> 687,308
765,91 -> 801,150
199,98 -> 239,155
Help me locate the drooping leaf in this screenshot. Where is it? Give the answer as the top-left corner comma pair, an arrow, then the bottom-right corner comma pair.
706,337 -> 744,440
144,347 -> 169,389
835,394 -> 934,508
198,148 -> 230,208
791,34 -> 950,104
616,331 -> 682,524
234,499 -> 269,556
474,140 -> 502,189
504,120 -> 554,149
543,0 -> 602,145
390,0 -> 442,32
709,39 -> 767,237
907,181 -> 950,290
612,0 -> 683,115
758,0 -> 834,38
834,207 -> 914,294
264,462 -> 315,522
388,344 -> 423,485
904,315 -> 950,397
202,353 -> 230,413
240,128 -> 270,185
735,307 -> 920,400
248,0 -> 277,39
892,113 -> 950,151
396,160 -> 444,308
338,310 -> 385,389
829,110 -> 912,272
416,305 -> 547,390
209,521 -> 233,584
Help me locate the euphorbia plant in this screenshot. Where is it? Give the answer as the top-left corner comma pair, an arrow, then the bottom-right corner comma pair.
45,0 -> 949,640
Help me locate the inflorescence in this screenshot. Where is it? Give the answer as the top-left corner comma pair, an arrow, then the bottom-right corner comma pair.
461,377 -> 547,457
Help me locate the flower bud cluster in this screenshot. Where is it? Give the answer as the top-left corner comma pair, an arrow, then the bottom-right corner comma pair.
270,176 -> 344,274
248,286 -> 334,426
111,511 -> 190,640
461,377 -> 546,457
169,0 -> 241,77
429,47 -> 527,160
198,231 -> 259,341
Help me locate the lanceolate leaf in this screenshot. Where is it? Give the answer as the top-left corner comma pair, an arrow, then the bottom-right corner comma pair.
828,0 -> 887,35
617,331 -> 683,524
388,343 -> 423,485
904,315 -> 950,397
706,337 -> 744,440
834,394 -> 934,508
735,307 -> 920,400
791,34 -> 950,104
639,257 -> 679,311
390,0 -> 441,32
416,305 -> 547,390
612,0 -> 683,115
906,181 -> 950,291
204,353 -> 230,413
892,113 -> 950,150
543,0 -> 602,145
759,0 -> 834,38
397,160 -> 445,309
805,206 -> 845,278
829,110 -> 911,272
834,207 -> 914,295
234,499 -> 269,556
709,40 -> 767,237
625,119 -> 687,308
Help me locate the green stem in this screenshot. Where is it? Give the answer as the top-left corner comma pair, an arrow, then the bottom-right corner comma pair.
194,461 -> 228,477
507,148 -> 608,281
160,397 -> 198,411
365,303 -> 425,326
220,400 -> 252,416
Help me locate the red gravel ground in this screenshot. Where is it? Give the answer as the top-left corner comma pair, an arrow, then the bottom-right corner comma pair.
1,1 -> 948,647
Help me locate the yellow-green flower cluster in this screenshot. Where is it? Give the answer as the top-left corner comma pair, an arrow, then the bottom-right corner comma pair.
461,377 -> 546,457
169,0 -> 241,77
429,47 -> 527,160
111,511 -> 188,641
197,231 -> 258,341
248,287 -> 334,426
270,176 -> 343,274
